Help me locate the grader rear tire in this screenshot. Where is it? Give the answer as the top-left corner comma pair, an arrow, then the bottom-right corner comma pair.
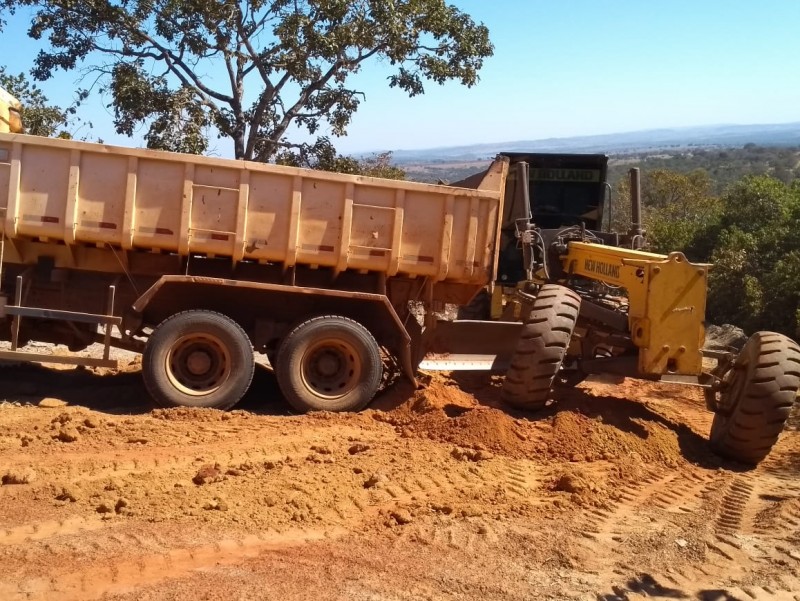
501,284 -> 581,410
710,331 -> 800,465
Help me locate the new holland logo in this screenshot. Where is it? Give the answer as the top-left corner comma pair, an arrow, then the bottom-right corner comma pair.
584,258 -> 621,279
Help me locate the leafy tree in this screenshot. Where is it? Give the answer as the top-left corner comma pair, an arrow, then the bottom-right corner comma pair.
705,176 -> 800,336
717,175 -> 795,236
641,168 -> 712,210
706,228 -> 763,332
3,0 -> 492,161
357,150 -> 406,180
609,168 -> 721,256
608,175 -> 633,234
0,66 -> 72,137
642,169 -> 721,254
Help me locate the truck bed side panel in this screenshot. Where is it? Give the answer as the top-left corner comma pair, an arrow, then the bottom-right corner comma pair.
0,133 -> 505,286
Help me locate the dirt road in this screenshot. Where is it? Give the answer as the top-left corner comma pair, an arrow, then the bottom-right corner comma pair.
0,360 -> 798,600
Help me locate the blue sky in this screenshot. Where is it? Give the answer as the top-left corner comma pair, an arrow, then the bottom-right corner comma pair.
1,0 -> 799,155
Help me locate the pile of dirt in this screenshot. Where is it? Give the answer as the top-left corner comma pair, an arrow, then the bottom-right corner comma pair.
545,398 -> 685,468
372,379 -> 541,458
550,465 -> 609,507
374,377 -> 690,469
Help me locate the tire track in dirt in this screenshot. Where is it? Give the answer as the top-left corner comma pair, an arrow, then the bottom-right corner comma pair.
642,466 -> 725,515
616,462 -> 800,599
0,527 -> 341,601
577,465 -> 721,547
759,449 -> 800,552
0,449 -> 506,599
0,515 -> 107,546
383,458 -> 547,552
0,443 -> 316,528
392,516 -> 499,553
1,430 -> 400,533
497,460 -> 556,503
0,444 -> 491,580
1,425 -> 379,489
588,467 -> 759,598
585,464 -> 730,594
325,538 -> 533,601
714,477 -> 755,535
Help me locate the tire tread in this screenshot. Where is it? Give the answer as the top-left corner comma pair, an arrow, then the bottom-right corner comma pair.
501,284 -> 581,410
710,331 -> 800,464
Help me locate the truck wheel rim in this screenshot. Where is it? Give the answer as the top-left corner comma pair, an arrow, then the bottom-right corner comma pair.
166,334 -> 231,396
300,338 -> 362,400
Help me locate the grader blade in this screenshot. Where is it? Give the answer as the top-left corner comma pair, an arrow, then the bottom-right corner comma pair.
419,320 -> 522,371
419,353 -> 509,371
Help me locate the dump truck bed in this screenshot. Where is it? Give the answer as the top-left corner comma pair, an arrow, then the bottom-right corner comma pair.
0,133 -> 505,285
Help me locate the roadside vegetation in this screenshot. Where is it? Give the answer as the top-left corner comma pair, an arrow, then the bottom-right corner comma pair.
611,161 -> 800,338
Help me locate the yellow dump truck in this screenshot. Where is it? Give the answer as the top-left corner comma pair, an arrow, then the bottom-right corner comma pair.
0,87 -> 797,464
0,91 -> 503,414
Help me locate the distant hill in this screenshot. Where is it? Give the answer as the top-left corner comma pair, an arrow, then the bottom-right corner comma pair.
387,123 -> 800,164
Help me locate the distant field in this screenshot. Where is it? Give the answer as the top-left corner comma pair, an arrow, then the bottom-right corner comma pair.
402,160 -> 491,183
402,146 -> 800,190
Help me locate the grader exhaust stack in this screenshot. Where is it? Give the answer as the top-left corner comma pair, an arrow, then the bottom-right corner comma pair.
628,167 -> 644,249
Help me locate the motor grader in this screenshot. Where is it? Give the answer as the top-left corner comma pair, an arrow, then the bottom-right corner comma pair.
423,154 -> 800,465
0,87 -> 797,465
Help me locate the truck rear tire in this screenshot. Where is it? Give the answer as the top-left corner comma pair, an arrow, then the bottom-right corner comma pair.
501,284 -> 581,411
276,315 -> 382,413
710,331 -> 800,465
143,310 -> 255,410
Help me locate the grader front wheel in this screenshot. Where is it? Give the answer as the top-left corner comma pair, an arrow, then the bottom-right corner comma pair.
709,331 -> 800,465
501,284 -> 581,411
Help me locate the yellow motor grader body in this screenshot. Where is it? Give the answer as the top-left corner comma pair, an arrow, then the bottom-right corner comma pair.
562,242 -> 708,377
434,158 -> 800,466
